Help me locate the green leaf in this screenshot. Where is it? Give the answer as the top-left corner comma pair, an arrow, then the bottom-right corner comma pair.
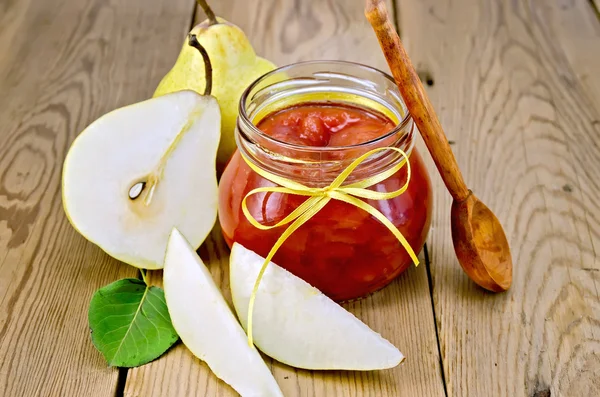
88,278 -> 179,367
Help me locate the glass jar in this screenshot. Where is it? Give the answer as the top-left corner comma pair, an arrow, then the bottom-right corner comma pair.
219,61 -> 432,302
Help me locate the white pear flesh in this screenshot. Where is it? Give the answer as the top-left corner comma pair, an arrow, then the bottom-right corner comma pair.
62,90 -> 220,269
163,229 -> 283,397
230,243 -> 404,370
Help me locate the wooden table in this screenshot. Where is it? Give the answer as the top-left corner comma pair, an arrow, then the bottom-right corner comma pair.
1,0 -> 599,396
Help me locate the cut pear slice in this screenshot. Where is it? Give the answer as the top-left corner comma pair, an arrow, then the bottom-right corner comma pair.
230,243 -> 404,370
62,90 -> 220,269
163,229 -> 283,397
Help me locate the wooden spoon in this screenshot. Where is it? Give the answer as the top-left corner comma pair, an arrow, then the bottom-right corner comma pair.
365,0 -> 512,292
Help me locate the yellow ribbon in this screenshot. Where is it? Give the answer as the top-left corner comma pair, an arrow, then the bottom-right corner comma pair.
241,146 -> 419,346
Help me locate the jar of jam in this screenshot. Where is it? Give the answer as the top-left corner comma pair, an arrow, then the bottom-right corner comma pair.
219,61 -> 432,302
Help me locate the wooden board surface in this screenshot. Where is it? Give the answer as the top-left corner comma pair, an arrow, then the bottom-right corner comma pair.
397,0 -> 600,396
2,0 -> 599,396
124,1 -> 446,396
0,0 -> 195,395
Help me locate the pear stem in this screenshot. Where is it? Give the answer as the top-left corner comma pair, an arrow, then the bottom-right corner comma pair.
197,0 -> 218,26
188,34 -> 213,96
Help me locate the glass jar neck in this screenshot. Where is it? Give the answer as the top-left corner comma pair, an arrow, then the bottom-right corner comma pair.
236,61 -> 414,187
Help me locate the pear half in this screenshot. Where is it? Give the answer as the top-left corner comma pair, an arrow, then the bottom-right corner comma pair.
62,90 -> 220,269
230,243 -> 404,370
163,228 -> 283,397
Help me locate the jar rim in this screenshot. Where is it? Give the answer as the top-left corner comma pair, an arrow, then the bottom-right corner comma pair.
238,60 -> 413,153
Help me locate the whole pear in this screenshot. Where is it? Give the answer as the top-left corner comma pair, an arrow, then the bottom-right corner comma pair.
154,2 -> 275,166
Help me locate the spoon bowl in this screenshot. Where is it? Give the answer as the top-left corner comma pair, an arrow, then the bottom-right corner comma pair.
451,192 -> 512,292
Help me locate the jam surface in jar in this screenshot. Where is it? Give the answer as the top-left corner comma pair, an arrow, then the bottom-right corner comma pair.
219,102 -> 432,301
256,103 -> 396,147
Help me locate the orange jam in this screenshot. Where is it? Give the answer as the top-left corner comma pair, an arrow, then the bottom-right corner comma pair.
219,102 -> 432,301
256,103 -> 396,147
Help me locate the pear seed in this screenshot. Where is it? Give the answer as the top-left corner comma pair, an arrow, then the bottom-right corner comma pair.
129,182 -> 146,200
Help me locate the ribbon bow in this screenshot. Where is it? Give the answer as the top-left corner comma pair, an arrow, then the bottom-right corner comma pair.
241,146 -> 418,345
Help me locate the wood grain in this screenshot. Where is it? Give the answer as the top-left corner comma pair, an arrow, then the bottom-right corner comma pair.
397,0 -> 600,396
6,0 -> 598,396
0,0 -> 196,395
124,1 -> 446,396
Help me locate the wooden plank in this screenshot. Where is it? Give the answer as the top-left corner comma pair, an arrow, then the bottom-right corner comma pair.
0,0 -> 196,395
397,0 -> 600,396
124,1 -> 446,396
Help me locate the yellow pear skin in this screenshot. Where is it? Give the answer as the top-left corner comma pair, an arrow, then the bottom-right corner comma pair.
154,18 -> 276,166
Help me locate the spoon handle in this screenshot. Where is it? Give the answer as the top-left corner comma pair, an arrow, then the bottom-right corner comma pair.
365,0 -> 470,202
